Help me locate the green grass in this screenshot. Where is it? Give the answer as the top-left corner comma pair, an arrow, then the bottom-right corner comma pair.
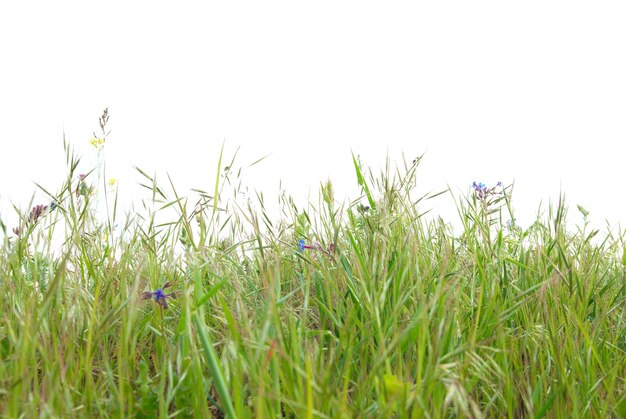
1,121 -> 625,417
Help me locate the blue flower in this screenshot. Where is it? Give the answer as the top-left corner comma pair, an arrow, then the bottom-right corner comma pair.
472,181 -> 489,200
154,289 -> 166,301
472,181 -> 504,201
298,239 -> 306,252
141,281 -> 176,309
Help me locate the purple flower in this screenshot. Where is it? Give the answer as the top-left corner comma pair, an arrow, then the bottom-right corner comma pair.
472,182 -> 486,199
141,281 -> 176,309
28,204 -> 48,222
472,181 -> 503,201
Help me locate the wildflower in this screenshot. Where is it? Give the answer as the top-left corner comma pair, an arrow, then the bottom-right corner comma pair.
141,281 -> 176,309
472,181 -> 502,201
297,239 -> 337,263
472,182 -> 486,200
28,204 -> 48,222
89,137 -> 106,148
108,178 -> 117,187
13,202 -> 54,234
12,202 -> 56,236
298,239 -> 317,251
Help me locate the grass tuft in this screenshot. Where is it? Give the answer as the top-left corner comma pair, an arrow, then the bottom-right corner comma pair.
1,113 -> 625,417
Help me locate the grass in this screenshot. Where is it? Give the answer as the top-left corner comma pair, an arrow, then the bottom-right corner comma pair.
1,114 -> 625,417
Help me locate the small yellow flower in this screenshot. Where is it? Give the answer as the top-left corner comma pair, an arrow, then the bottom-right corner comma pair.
89,137 -> 106,148
108,178 -> 117,187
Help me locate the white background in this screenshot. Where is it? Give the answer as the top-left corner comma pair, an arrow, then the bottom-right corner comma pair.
1,1 -> 625,235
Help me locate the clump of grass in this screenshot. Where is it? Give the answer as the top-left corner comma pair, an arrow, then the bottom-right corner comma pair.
0,111 -> 625,417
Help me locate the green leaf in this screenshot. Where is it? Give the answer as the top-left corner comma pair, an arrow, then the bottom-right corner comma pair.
192,313 -> 236,419
352,153 -> 375,210
616,396 -> 626,419
383,374 -> 410,399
